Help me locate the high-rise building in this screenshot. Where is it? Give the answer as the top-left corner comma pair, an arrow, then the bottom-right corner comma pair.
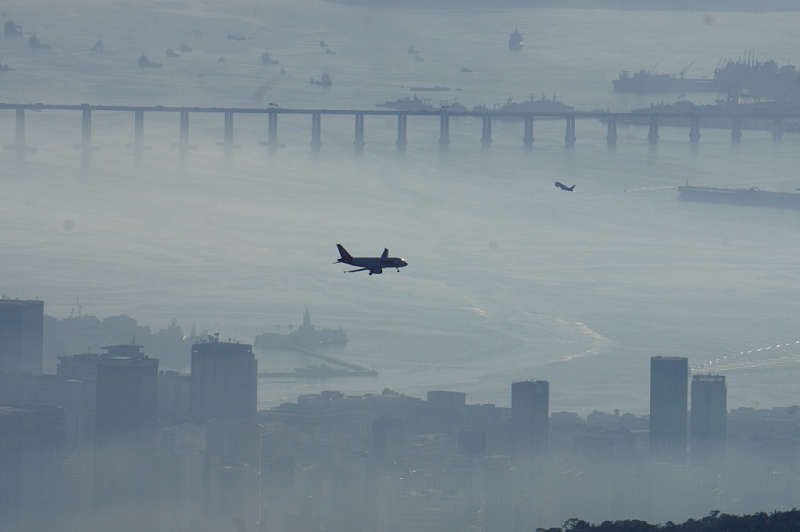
190,334 -> 257,421
649,356 -> 688,462
93,354 -> 159,532
0,298 -> 44,374
510,380 -> 549,463
690,374 -> 727,464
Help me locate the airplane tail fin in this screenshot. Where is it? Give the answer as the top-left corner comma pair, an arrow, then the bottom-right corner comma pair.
336,244 -> 353,262
568,184 -> 575,191
381,248 -> 389,259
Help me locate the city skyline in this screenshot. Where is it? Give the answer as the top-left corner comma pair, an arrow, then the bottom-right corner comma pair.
3,0 -> 800,529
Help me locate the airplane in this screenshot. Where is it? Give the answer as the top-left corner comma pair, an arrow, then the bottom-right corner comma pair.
555,181 -> 575,191
335,244 -> 408,275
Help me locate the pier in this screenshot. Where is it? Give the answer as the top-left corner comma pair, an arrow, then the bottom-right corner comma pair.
2,103 -> 799,165
258,347 -> 377,379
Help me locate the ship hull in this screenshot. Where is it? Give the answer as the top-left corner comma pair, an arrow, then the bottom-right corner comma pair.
613,76 -> 720,93
678,185 -> 800,210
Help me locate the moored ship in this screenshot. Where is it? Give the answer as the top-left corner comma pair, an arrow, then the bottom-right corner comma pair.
613,69 -> 720,93
255,308 -> 347,351
474,94 -> 574,115
615,99 -> 800,131
678,185 -> 800,210
377,94 -> 433,111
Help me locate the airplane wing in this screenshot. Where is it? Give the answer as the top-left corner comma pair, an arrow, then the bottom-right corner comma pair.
344,267 -> 370,273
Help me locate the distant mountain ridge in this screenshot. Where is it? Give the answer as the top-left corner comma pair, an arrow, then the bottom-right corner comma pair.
325,0 -> 800,11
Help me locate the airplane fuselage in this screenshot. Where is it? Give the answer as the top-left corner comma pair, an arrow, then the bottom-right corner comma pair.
336,244 -> 407,275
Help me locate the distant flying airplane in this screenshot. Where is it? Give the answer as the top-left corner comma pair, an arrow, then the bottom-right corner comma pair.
335,244 -> 408,275
555,181 -> 575,191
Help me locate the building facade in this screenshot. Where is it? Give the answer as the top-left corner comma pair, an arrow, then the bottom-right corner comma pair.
93,354 -> 159,532
190,334 -> 257,421
690,374 -> 727,464
649,356 -> 688,462
511,380 -> 549,463
0,298 -> 44,374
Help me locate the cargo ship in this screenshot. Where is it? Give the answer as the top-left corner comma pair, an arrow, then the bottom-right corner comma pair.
613,69 -> 720,93
254,308 -> 347,351
678,185 -> 800,210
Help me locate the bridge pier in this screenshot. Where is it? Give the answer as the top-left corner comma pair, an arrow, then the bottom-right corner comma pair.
74,105 -> 98,168
172,110 -> 197,154
731,116 -> 742,144
689,116 -> 701,144
439,113 -> 450,150
135,110 -> 144,150
179,110 -> 190,153
523,115 -> 534,148
4,109 -> 36,162
311,112 -> 322,151
225,111 -> 233,145
220,111 -> 242,152
16,109 -> 26,158
565,116 -> 576,147
354,113 -> 365,152
772,117 -> 783,141
648,115 -> 659,144
396,113 -> 407,151
606,116 -> 617,147
267,110 -> 279,148
481,115 -> 492,148
82,107 -> 92,148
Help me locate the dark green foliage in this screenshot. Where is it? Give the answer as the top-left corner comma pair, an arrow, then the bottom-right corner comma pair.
549,509 -> 800,531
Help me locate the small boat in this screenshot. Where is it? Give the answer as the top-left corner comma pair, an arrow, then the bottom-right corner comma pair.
0,62 -> 15,72
29,34 -> 52,50
227,33 -> 247,41
407,46 -> 419,54
319,39 -> 327,47
310,71 -> 332,86
138,54 -> 164,68
90,39 -> 104,52
4,21 -> 22,37
179,43 -> 192,52
261,51 -> 279,65
508,27 -> 523,51
166,48 -> 180,58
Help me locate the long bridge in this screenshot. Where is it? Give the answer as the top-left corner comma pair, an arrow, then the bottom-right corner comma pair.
2,103 -> 797,165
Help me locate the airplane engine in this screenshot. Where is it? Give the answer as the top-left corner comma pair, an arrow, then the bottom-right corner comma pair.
369,268 -> 383,275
